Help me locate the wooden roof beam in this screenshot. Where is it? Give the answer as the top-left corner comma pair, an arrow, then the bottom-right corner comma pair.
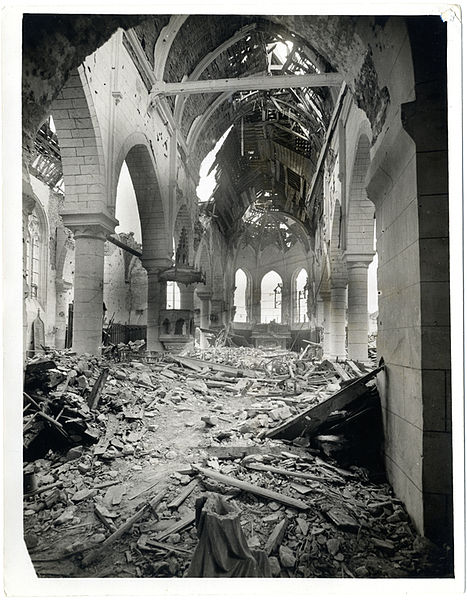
151,72 -> 343,97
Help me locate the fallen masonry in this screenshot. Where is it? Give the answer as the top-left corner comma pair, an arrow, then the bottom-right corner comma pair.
23,347 -> 451,578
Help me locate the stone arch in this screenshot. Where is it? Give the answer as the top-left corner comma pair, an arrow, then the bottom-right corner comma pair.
25,197 -> 49,308
233,267 -> 252,323
50,67 -> 107,213
345,133 -> 375,256
291,266 -> 309,323
113,133 -> 170,262
260,269 -> 283,324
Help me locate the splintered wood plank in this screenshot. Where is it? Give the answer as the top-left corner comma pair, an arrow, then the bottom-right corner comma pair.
173,355 -> 260,378
156,512 -> 196,541
82,486 -> 168,566
193,466 -> 309,511
167,479 -> 198,510
265,365 -> 384,441
245,463 -> 343,485
88,368 -> 110,410
265,517 -> 289,555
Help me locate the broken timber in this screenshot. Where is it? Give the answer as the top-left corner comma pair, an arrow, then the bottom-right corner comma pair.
245,462 -> 344,485
264,365 -> 384,441
173,355 -> 260,378
88,368 -> 110,410
193,465 -> 308,510
82,486 -> 168,566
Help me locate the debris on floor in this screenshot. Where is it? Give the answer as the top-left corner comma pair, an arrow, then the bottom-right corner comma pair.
23,347 -> 452,578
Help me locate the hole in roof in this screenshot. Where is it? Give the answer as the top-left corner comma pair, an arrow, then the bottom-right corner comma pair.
196,125 -> 233,203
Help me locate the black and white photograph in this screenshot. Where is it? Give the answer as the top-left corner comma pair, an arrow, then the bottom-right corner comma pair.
2,3 -> 465,597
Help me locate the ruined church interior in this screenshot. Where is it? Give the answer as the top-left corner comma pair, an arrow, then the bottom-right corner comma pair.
13,11 -> 458,584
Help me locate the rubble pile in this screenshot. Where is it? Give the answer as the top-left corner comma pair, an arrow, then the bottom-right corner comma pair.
23,348 -> 451,578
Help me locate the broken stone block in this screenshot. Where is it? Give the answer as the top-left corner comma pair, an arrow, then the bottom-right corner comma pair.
278,545 -> 296,568
76,375 -> 88,390
65,446 -> 83,461
201,415 -> 218,427
78,463 -> 92,475
24,532 -> 39,549
54,506 -> 75,525
72,488 -> 97,503
326,538 -> 340,555
269,556 -> 281,576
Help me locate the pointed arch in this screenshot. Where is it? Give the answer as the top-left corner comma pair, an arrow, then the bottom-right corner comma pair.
113,133 -> 170,262
50,67 -> 107,212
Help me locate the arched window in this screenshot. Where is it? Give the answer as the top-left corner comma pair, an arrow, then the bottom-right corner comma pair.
166,281 -> 181,309
261,271 -> 282,323
294,268 -> 309,323
25,207 -> 46,304
233,269 -> 247,322
115,161 -> 142,243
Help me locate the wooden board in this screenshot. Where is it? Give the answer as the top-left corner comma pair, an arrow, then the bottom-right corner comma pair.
194,466 -> 309,511
173,355 -> 261,378
265,365 -> 384,441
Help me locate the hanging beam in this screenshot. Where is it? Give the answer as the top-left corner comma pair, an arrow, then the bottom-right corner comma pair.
151,72 -> 343,97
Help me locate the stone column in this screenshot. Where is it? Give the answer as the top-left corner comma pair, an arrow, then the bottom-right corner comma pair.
70,226 -> 106,355
320,291 -> 332,356
251,279 -> 262,325
346,255 -> 373,362
330,284 -> 347,359
55,278 -> 72,349
196,288 -> 212,330
196,288 -> 212,349
145,267 -> 169,352
64,213 -> 118,355
179,283 -> 196,310
281,280 -> 291,326
22,195 -> 36,355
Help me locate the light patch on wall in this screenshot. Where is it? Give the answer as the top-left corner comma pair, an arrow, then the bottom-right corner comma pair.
196,126 -> 233,203
115,161 -> 142,243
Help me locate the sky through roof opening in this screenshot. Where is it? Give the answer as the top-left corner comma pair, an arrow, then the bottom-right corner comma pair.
196,126 -> 233,203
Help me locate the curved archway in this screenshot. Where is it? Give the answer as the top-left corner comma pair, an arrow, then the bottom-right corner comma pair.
292,267 -> 309,323
113,134 -> 170,262
50,67 -> 107,211
233,268 -> 248,323
261,270 -> 282,324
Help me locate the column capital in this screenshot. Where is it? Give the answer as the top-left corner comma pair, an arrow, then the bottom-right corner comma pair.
55,278 -> 72,293
142,257 -> 172,276
62,212 -> 119,240
344,251 -> 375,268
196,287 -> 213,301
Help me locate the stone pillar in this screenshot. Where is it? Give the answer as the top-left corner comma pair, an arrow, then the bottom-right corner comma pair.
320,291 -> 332,356
197,288 -> 212,330
281,280 -> 291,326
179,283 -> 196,310
251,279 -> 262,325
55,278 -> 72,349
145,268 -> 168,352
346,256 -> 373,362
70,226 -> 106,355
22,195 -> 36,355
196,288 -> 212,349
63,213 -> 118,355
330,284 -> 347,360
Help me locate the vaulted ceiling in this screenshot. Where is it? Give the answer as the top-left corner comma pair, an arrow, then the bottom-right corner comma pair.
132,15 -> 339,240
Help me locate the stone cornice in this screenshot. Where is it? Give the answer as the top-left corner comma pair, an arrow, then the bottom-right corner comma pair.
61,212 -> 119,238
